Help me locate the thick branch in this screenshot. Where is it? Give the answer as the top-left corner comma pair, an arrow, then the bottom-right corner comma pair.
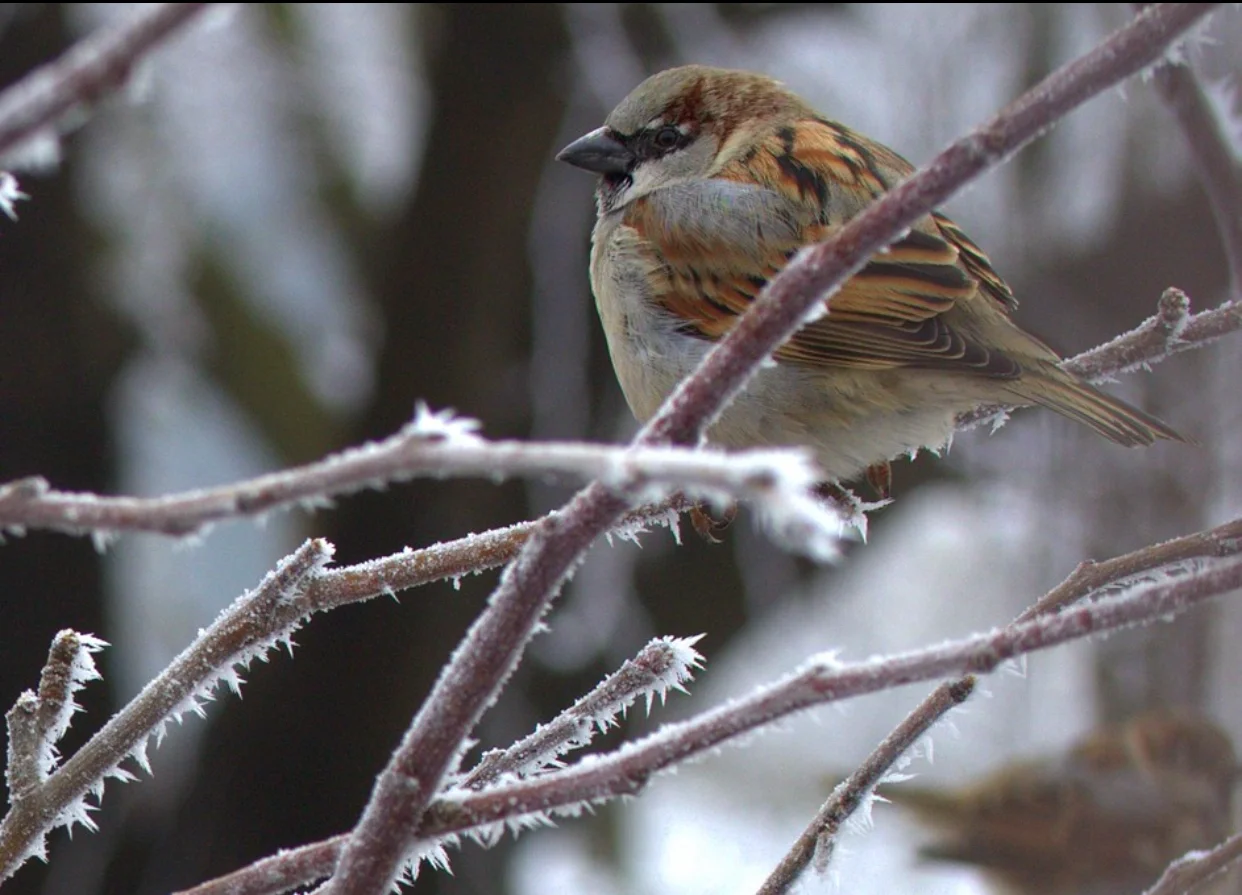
0,4 -> 212,164
318,7 -> 1221,892
180,552 -> 1242,895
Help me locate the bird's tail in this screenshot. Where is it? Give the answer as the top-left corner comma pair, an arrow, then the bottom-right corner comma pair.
1010,366 -> 1190,447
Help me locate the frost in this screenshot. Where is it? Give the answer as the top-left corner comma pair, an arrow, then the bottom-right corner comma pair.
129,737 -> 153,776
844,784 -> 884,834
803,649 -> 845,674
36,633 -> 108,779
0,171 -> 30,220
661,507 -> 682,545
643,635 -> 705,715
800,299 -> 829,327
1000,654 -> 1029,678
90,529 -> 120,554
403,402 -> 484,446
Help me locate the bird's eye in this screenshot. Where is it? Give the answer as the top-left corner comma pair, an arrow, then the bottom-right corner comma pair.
653,126 -> 681,150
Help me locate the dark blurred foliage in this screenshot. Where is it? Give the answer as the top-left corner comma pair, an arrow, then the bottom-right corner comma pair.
0,4 -> 1236,894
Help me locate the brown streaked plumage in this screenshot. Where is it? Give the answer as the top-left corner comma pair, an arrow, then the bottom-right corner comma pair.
557,65 -> 1187,488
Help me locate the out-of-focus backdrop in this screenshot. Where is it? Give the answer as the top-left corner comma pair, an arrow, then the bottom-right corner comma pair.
1,5 -> 1240,894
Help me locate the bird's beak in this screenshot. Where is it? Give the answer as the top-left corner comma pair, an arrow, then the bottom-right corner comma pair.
556,127 -> 634,175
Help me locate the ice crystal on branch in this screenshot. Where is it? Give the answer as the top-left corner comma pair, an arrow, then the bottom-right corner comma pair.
0,172 -> 28,220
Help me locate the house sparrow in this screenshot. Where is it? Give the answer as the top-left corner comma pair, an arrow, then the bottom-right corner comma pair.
885,708 -> 1239,895
557,66 -> 1186,490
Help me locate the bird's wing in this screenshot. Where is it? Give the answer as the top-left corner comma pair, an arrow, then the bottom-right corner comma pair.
624,116 -> 1022,377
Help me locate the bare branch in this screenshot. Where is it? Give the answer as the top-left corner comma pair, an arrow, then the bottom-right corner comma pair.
0,4 -> 213,164
32,633 -> 87,758
1027,516 -> 1242,618
4,631 -> 107,812
756,678 -> 976,895
183,540 -> 1242,895
176,840 -> 342,895
0,424 -> 822,540
4,696 -> 40,810
958,289 -> 1242,430
757,514 -> 1242,892
1143,833 -> 1242,895
1064,290 -> 1241,381
304,496 -> 686,612
0,540 -> 332,884
463,635 -> 704,790
318,8 -> 1221,892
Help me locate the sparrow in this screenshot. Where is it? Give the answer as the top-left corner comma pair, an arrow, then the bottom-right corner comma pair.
557,65 -> 1186,492
884,708 -> 1239,895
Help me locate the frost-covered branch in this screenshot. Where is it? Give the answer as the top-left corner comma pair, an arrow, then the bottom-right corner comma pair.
758,515 -> 1242,893
182,544 -> 1242,895
1142,832 -> 1242,895
462,635 -> 704,790
1142,15 -> 1242,295
1027,516 -> 1242,618
0,3 -> 212,166
0,540 -> 332,884
756,679 -> 976,895
958,287 -> 1242,431
4,632 -> 105,811
1063,288 -> 1241,381
0,410 -> 829,542
316,8 -> 1221,892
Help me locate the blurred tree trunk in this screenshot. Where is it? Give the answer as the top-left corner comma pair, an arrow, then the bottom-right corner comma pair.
136,6 -> 573,894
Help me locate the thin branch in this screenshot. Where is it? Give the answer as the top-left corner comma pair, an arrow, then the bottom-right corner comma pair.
0,497 -> 688,888
4,695 -> 40,809
1064,290 -> 1241,381
1143,17 -> 1242,295
0,3 -> 213,164
182,553 -> 1242,895
957,288 -> 1242,430
318,7 -> 1220,892
462,635 -> 704,791
176,840 -> 342,895
305,496 -> 687,612
7,285 -> 1232,543
0,425 -> 821,539
4,631 -> 107,806
0,540 -> 333,884
1142,833 -> 1242,895
754,515 -> 1242,893
319,483 -> 636,895
642,3 -> 1219,451
756,678 -> 976,895
31,633 -> 84,757
1027,516 -> 1242,618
